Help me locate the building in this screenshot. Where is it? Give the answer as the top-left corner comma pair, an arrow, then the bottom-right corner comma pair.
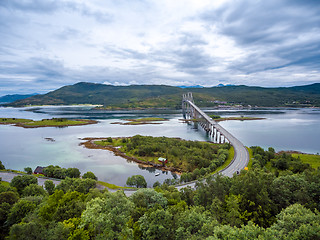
158,157 -> 167,165
34,166 -> 44,174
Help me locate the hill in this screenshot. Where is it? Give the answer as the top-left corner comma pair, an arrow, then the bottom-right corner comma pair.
0,94 -> 38,104
6,82 -> 320,108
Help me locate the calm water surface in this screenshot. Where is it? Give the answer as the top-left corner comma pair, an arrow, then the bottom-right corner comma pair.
0,106 -> 319,186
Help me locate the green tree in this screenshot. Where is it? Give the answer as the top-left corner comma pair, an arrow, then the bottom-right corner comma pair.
269,204 -> 320,239
131,188 -> 167,209
271,174 -> 309,212
230,169 -> 276,227
0,191 -> 19,205
175,206 -> 213,238
39,190 -> 86,222
139,209 -> 174,240
126,175 -> 147,188
22,184 -> 47,197
24,167 -> 32,174
66,168 -> 81,178
81,191 -> 134,239
10,175 -> 38,195
44,180 -> 55,195
0,161 -> 5,170
8,221 -> 46,240
55,177 -> 96,194
6,196 -> 41,226
82,171 -> 97,180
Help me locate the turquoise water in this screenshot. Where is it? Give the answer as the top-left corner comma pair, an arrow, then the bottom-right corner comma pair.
0,106 -> 319,186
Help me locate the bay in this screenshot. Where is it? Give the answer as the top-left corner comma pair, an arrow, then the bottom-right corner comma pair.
0,106 -> 319,187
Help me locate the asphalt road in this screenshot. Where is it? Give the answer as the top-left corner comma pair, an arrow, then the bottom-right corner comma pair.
0,171 -> 61,186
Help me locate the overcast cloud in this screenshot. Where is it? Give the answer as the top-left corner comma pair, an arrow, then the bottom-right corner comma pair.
0,0 -> 319,95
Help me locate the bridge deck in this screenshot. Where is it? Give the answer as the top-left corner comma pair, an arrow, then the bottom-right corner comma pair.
185,100 -> 249,177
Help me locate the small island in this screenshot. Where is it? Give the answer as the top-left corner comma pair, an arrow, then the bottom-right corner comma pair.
0,117 -> 98,128
111,117 -> 168,125
180,115 -> 265,123
81,135 -> 233,182
209,114 -> 265,122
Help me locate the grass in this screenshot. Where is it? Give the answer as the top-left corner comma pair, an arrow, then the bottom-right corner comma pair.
247,147 -> 253,170
0,169 -> 26,174
0,181 -> 10,187
212,147 -> 235,174
0,117 -> 96,128
97,181 -> 136,190
24,119 -> 88,126
0,118 -> 32,123
122,117 -> 167,125
128,117 -> 166,122
212,116 -> 265,122
292,154 -> 320,169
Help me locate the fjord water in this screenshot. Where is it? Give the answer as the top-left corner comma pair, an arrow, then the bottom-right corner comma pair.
0,106 -> 319,186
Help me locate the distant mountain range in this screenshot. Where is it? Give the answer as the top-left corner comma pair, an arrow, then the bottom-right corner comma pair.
5,82 -> 320,108
0,94 -> 38,104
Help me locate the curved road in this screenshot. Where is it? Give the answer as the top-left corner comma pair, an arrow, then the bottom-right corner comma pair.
175,100 -> 249,190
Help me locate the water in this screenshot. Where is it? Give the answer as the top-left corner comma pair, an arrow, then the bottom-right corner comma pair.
0,106 -> 319,186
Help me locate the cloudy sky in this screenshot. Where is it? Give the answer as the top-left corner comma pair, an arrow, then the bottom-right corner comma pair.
0,0 -> 319,95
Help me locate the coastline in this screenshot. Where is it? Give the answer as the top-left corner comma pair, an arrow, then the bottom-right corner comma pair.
0,119 -> 98,128
80,137 -> 183,175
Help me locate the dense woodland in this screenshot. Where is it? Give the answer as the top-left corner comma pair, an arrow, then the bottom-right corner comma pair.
6,82 -> 320,108
0,146 -> 319,240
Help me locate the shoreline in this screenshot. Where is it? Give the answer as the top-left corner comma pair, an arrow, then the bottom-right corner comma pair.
0,118 -> 98,128
80,137 -> 183,175
179,117 -> 266,123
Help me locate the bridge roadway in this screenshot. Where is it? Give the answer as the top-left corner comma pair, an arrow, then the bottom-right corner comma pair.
183,99 -> 249,177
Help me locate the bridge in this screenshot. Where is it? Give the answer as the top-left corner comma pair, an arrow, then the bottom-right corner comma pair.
182,92 -> 249,177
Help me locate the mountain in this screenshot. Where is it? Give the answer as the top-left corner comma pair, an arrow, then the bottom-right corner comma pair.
6,82 -> 320,108
0,94 -> 38,104
178,85 -> 204,88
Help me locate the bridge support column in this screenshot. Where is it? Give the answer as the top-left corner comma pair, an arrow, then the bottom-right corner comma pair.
220,134 -> 225,144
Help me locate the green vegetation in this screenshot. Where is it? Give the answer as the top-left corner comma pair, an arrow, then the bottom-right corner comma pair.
0,118 -> 32,124
94,135 -> 231,182
0,161 -> 5,170
126,175 -> 147,188
0,117 -> 96,128
292,153 -> 320,169
212,147 -> 235,174
43,166 -> 81,179
6,82 -> 320,108
1,158 -> 320,239
209,115 -> 265,122
97,181 -> 135,190
247,147 -> 253,170
114,117 -> 167,125
24,167 -> 32,175
82,171 -> 97,180
250,146 -> 313,174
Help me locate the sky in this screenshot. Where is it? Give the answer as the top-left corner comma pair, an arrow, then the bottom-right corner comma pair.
0,0 -> 320,95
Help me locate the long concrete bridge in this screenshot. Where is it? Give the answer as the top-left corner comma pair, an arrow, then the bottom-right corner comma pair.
182,92 -> 249,177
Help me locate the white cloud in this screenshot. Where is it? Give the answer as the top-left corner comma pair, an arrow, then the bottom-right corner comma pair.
0,0 -> 319,95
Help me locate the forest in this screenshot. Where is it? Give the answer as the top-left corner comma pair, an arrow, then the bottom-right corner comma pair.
0,146 -> 319,240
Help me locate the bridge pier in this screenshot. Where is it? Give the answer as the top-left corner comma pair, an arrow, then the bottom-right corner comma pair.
182,93 -> 228,145
182,92 -> 249,177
